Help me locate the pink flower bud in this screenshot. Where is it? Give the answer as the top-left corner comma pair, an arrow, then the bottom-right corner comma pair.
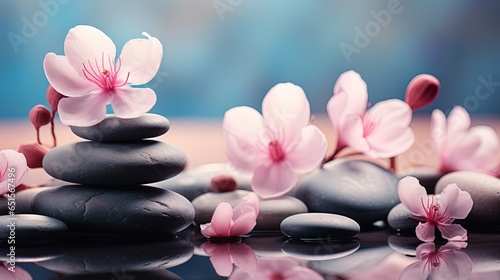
29,105 -> 52,130
46,85 -> 66,113
18,143 -> 49,168
210,175 -> 238,192
405,74 -> 440,110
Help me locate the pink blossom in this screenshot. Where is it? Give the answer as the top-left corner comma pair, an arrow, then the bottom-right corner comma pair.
431,106 -> 500,175
327,70 -> 415,158
223,83 -> 327,198
0,263 -> 32,280
202,242 -> 257,277
0,150 -> 29,195
43,25 -> 162,127
229,258 -> 324,280
399,242 -> 472,280
200,193 -> 260,238
398,176 -> 473,242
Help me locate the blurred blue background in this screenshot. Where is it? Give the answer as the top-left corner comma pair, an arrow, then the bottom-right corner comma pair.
1,0 -> 499,120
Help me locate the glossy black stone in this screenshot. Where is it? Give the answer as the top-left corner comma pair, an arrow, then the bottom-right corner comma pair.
0,214 -> 68,241
43,140 -> 186,186
31,185 -> 194,235
70,113 -> 170,142
280,213 -> 360,240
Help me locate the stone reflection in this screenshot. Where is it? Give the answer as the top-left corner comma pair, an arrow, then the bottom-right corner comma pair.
58,270 -> 182,280
201,241 -> 257,277
399,242 -> 472,280
281,238 -> 360,261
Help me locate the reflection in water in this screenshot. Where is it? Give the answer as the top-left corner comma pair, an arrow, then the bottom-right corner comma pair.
229,257 -> 323,280
399,242 -> 472,280
58,270 -> 182,280
202,241 -> 257,277
0,262 -> 32,280
281,239 -> 360,261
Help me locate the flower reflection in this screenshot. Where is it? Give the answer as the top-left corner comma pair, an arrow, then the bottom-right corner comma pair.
202,241 -> 257,277
0,263 -> 32,280
399,242 -> 472,280
229,257 -> 324,280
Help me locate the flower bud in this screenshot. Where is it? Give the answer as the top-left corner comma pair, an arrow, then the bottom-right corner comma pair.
46,85 -> 65,113
29,105 -> 52,130
405,74 -> 440,111
210,174 -> 238,192
18,143 -> 49,168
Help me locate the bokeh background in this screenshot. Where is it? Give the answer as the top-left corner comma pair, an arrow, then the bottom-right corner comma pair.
1,0 -> 500,120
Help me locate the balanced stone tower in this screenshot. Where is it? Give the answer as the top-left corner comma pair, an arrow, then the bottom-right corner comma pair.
35,114 -> 195,236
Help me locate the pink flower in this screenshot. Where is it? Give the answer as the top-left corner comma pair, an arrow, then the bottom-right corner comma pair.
399,242 -> 472,280
223,83 -> 327,198
200,193 -> 260,238
0,263 -> 32,280
202,242 -> 257,277
43,25 -> 163,127
229,258 -> 324,280
431,106 -> 500,175
398,176 -> 473,242
327,70 -> 415,158
0,150 -> 29,195
404,74 -> 440,111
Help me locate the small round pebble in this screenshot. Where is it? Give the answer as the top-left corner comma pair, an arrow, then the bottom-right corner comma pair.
0,214 -> 68,241
70,113 -> 170,142
280,213 -> 360,240
387,203 -> 419,231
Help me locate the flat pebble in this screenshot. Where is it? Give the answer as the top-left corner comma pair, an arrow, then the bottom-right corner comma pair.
43,140 -> 186,186
387,203 -> 419,231
295,159 -> 400,226
70,113 -> 170,142
435,171 -> 500,225
0,214 -> 67,241
32,185 -> 194,235
280,213 -> 360,240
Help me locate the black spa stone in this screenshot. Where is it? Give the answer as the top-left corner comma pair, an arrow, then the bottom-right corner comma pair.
15,187 -> 55,214
280,213 -> 360,240
387,203 -> 419,231
31,185 -> 194,235
295,159 -> 400,226
42,140 -> 186,186
70,113 -> 170,142
0,214 -> 68,241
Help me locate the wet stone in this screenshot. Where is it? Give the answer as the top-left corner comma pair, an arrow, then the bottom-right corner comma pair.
280,213 -> 360,240
0,214 -> 68,242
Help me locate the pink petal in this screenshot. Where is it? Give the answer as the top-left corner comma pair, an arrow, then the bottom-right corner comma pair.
287,266 -> 324,280
251,163 -> 297,199
230,211 -> 257,236
202,243 -> 233,277
233,193 -> 260,219
399,259 -> 429,280
333,71 -> 368,115
437,223 -> 468,241
200,223 -> 217,238
43,53 -> 97,97
467,126 -> 500,173
415,242 -> 436,259
64,25 -> 116,74
445,132 -> 482,171
286,126 -> 328,173
435,251 -> 472,279
225,134 -> 261,173
119,32 -> 163,85
223,106 -> 264,144
397,176 -> 430,217
430,109 -> 447,155
447,106 -> 470,136
0,150 -> 28,195
364,127 -> 415,158
230,243 -> 257,276
405,74 -> 440,110
326,92 -> 348,133
0,264 -> 32,280
207,202 -> 234,237
341,115 -> 370,153
364,99 -> 413,131
261,83 -> 310,134
437,183 -> 473,219
58,93 -> 109,127
110,87 -> 156,118
416,222 -> 436,242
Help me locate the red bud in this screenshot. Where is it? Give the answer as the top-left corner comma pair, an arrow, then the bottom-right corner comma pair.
46,85 -> 65,113
210,175 -> 237,192
405,74 -> 440,110
29,105 -> 52,130
18,143 -> 49,168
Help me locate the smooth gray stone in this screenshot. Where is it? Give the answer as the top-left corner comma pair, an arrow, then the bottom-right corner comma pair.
37,238 -> 193,274
43,140 -> 186,186
0,214 -> 68,241
281,239 -> 360,261
280,213 -> 360,240
32,185 -> 194,235
398,167 -> 443,194
15,187 -> 55,214
60,270 -> 182,280
387,203 -> 419,231
70,113 -> 170,142
192,190 -> 308,231
0,196 -> 7,215
154,163 -> 252,201
435,171 -> 500,225
295,159 -> 400,227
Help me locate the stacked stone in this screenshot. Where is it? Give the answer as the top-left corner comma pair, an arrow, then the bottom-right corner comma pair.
34,113 -> 195,236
